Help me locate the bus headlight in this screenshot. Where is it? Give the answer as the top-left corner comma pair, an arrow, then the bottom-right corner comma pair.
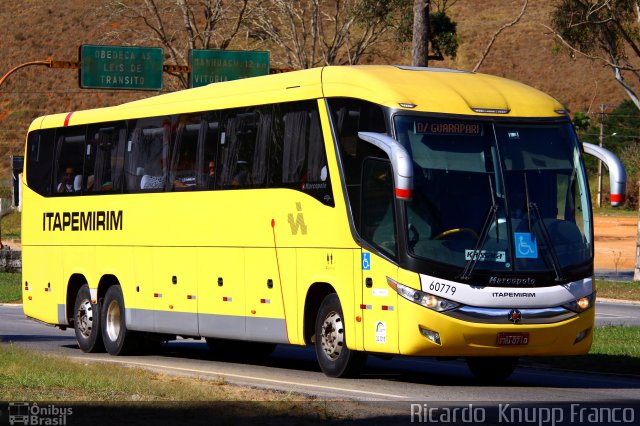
387,278 -> 460,312
563,292 -> 596,313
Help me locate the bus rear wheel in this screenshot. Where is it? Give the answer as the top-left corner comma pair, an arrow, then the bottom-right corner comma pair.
466,356 -> 518,382
73,284 -> 104,353
314,293 -> 367,378
101,285 -> 140,355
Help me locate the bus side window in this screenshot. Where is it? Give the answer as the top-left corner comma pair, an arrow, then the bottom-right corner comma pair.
53,127 -> 86,195
250,106 -> 273,188
199,116 -> 219,190
361,159 -> 397,258
270,101 -> 333,206
26,129 -> 55,197
170,114 -> 201,191
85,122 -> 126,193
125,117 -> 172,193
327,98 -> 387,220
217,109 -> 259,189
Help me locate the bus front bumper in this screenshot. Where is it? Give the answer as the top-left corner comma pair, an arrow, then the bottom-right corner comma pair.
398,296 -> 594,357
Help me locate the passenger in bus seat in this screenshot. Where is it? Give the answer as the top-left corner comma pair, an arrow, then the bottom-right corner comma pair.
57,167 -> 77,193
231,160 -> 250,187
206,161 -> 216,189
140,157 -> 166,190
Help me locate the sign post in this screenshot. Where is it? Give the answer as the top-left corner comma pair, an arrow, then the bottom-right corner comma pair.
189,49 -> 269,88
80,45 -> 164,90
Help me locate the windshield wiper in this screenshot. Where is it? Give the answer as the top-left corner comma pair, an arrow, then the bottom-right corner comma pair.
459,176 -> 498,281
529,202 -> 564,281
523,173 -> 563,281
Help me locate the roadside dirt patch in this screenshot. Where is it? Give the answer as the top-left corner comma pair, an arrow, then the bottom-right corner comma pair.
594,216 -> 638,270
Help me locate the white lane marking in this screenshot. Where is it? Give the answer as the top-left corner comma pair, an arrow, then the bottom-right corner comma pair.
74,356 -> 407,400
596,313 -> 627,318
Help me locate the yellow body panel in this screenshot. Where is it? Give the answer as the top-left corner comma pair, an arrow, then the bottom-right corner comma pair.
22,66 -> 589,360
362,251 -> 399,354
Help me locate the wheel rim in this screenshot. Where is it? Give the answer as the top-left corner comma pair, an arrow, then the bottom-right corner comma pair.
76,299 -> 93,338
320,310 -> 344,361
105,299 -> 121,342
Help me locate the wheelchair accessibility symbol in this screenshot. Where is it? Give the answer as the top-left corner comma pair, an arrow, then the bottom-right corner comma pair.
362,253 -> 371,270
514,232 -> 538,259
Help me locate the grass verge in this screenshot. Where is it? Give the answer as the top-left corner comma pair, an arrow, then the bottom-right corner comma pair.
1,210 -> 21,240
0,344 -> 357,422
592,206 -> 639,217
527,326 -> 640,376
0,271 -> 20,303
596,279 -> 640,301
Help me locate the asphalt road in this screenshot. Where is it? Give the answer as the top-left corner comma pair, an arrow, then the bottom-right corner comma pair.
1,301 -> 640,417
596,299 -> 640,326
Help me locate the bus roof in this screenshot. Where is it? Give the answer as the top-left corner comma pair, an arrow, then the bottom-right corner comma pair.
33,65 -> 565,131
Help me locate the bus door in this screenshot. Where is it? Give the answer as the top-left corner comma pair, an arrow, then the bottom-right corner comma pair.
360,159 -> 399,353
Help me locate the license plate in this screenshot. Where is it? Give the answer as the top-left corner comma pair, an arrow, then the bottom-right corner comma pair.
497,332 -> 529,346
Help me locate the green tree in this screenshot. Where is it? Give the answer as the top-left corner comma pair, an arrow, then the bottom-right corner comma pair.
572,111 -> 591,131
550,1 -> 640,279
604,100 -> 640,158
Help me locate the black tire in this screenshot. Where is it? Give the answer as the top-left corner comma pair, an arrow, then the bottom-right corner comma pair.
73,284 -> 104,353
466,356 -> 519,382
101,285 -> 140,355
205,338 -> 276,361
314,293 -> 367,378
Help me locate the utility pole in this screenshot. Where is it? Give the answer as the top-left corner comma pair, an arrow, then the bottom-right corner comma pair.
597,104 -> 605,208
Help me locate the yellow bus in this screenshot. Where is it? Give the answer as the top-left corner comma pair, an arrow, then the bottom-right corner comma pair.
22,65 -> 626,380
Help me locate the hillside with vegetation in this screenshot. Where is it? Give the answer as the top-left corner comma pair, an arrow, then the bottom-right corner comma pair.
0,0 -> 633,181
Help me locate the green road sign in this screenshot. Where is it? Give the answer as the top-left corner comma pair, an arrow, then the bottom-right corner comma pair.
80,45 -> 163,90
190,49 -> 269,88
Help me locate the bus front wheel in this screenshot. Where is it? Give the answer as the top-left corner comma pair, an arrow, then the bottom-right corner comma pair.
73,284 -> 104,353
101,285 -> 140,355
314,293 -> 367,378
466,356 -> 518,382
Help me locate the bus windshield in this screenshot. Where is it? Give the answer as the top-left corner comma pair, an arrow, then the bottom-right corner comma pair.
394,116 -> 592,276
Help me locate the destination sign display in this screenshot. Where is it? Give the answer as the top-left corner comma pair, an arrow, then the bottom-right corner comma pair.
414,121 -> 483,136
80,45 -> 164,90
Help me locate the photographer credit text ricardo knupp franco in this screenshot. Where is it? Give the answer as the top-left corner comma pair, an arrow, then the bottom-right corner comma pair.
410,402 -> 637,425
